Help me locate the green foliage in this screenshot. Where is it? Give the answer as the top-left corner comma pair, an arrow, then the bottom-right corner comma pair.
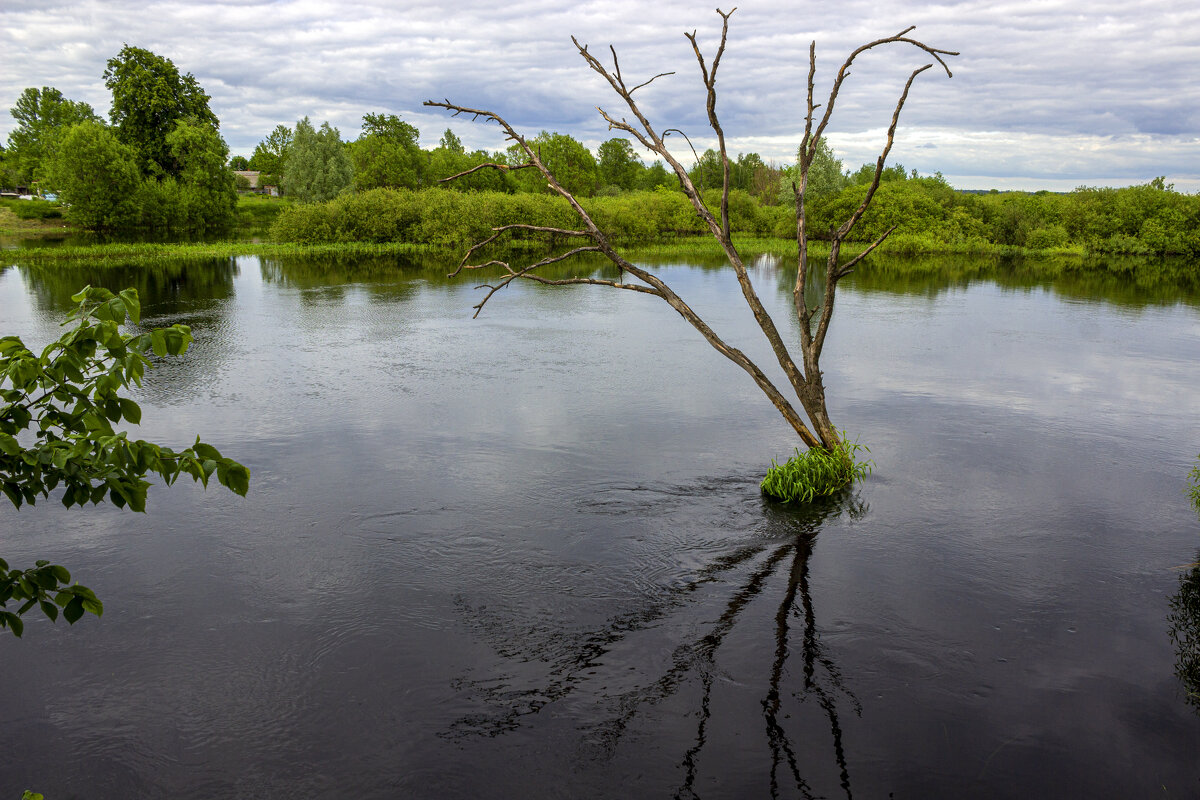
439,128 -> 464,153
1,557 -> 103,638
229,155 -> 249,171
269,187 -> 732,245
103,45 -> 218,177
4,86 -> 101,185
283,117 -> 353,203
760,436 -> 872,504
45,121 -> 142,229
598,137 -> 642,191
1,286 -> 249,636
1188,457 -> 1200,514
1168,557 -> 1200,710
634,161 -> 673,192
248,125 -> 292,175
1,198 -> 63,220
778,137 -> 846,206
160,117 -> 238,230
350,113 -> 424,191
509,132 -> 598,197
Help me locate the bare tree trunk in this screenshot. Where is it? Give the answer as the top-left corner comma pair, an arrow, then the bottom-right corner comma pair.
426,11 -> 955,456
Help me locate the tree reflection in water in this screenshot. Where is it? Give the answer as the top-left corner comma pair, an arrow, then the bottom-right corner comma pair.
1168,552 -> 1200,712
448,483 -> 866,798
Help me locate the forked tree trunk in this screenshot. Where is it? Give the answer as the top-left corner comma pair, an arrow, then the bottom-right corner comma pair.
426,11 -> 955,455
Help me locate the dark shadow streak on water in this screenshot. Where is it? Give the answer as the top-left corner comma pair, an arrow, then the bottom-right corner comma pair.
446,476 -> 868,798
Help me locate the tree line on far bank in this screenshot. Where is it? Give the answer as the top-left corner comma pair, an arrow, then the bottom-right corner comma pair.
3,47 -> 1198,256
268,176 -> 1200,258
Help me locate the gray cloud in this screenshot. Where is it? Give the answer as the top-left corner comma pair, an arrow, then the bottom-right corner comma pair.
2,0 -> 1196,190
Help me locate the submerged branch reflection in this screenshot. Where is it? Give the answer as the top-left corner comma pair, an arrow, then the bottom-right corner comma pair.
449,480 -> 866,796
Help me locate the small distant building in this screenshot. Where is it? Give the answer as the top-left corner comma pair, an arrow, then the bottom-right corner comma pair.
234,170 -> 280,197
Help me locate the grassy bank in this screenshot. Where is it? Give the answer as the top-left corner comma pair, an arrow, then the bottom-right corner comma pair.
6,239 -> 442,266
3,232 -> 1171,269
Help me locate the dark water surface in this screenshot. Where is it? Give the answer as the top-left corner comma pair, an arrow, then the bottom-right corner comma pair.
2,252 -> 1199,798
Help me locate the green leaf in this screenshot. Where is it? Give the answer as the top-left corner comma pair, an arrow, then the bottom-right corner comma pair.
40,600 -> 59,622
51,565 -> 71,583
4,612 -> 24,637
63,596 -> 84,624
118,397 -> 142,424
0,432 -> 20,456
150,329 -> 167,357
32,569 -> 57,590
217,461 -> 251,497
118,288 -> 141,324
193,442 -> 221,461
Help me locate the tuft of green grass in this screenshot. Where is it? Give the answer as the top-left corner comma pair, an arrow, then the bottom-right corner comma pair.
1188,456 -> 1200,514
761,435 -> 872,504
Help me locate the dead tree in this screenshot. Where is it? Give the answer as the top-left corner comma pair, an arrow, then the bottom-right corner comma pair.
426,10 -> 956,454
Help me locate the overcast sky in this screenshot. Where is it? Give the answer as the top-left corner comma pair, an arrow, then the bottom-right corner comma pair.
3,0 -> 1197,191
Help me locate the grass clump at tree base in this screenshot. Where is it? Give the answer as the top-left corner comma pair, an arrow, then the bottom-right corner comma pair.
761,436 -> 872,504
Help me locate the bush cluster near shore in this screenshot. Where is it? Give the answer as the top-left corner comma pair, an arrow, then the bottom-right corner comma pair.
268,177 -> 1200,256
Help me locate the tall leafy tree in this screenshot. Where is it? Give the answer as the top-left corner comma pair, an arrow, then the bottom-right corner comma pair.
508,131 -> 597,197
5,87 -> 100,185
688,148 -> 723,192
350,112 -> 423,190
103,45 -> 218,177
164,117 -> 238,228
45,121 -> 142,229
248,124 -> 292,175
597,137 -> 641,191
438,128 -> 464,154
283,117 -> 353,203
778,137 -> 846,206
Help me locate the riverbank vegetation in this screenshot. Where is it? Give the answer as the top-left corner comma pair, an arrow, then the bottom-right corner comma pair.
1189,458 -> 1200,513
4,45 -> 1197,258
261,177 -> 1200,257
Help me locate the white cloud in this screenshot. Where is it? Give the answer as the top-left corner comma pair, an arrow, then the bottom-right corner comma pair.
2,0 -> 1196,190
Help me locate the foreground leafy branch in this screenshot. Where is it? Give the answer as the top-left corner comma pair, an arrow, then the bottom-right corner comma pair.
427,11 -> 956,461
1,286 -> 249,636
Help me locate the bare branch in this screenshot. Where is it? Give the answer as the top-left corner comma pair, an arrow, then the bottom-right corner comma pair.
833,63 -> 931,242
808,28 -> 956,162
524,275 -> 663,295
630,71 -> 675,94
437,161 -> 536,184
467,246 -> 604,317
662,129 -> 702,173
449,224 -> 594,277
835,225 -> 898,278
684,7 -> 735,239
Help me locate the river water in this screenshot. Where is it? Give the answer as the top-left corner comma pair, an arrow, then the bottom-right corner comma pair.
1,251 -> 1199,798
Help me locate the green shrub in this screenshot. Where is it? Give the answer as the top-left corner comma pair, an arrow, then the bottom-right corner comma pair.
4,199 -> 63,220
1188,457 -> 1200,514
1025,225 -> 1069,250
760,435 -> 872,504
